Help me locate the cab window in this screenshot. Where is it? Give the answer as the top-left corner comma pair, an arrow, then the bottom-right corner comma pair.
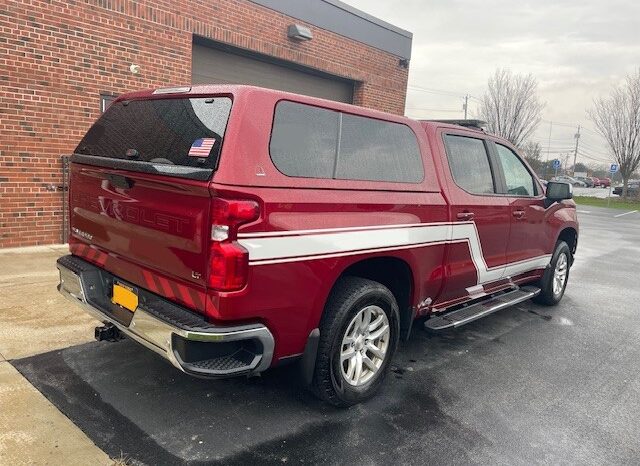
495,144 -> 537,196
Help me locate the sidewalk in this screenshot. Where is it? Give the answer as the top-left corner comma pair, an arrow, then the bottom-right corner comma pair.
0,245 -> 112,465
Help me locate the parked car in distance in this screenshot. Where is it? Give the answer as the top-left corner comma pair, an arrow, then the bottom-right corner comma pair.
575,176 -> 594,187
590,177 -> 601,187
552,175 -> 586,187
613,181 -> 640,196
57,85 -> 579,406
598,177 -> 611,188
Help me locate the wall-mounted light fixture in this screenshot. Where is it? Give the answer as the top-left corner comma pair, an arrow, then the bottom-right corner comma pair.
398,58 -> 410,69
287,24 -> 313,41
129,64 -> 141,74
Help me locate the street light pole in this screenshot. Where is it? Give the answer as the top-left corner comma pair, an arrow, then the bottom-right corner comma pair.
572,125 -> 581,176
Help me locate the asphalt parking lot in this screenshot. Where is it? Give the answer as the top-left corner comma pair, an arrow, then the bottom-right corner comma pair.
7,206 -> 640,465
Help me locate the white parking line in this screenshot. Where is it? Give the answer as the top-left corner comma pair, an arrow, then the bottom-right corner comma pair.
614,210 -> 638,218
577,210 -> 591,214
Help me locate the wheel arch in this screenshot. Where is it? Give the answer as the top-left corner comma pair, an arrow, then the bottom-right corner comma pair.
557,226 -> 578,257
333,256 -> 415,341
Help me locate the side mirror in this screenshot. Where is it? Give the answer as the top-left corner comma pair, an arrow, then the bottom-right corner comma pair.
546,181 -> 573,204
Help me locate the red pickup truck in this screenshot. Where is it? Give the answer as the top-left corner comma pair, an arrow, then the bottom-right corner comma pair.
57,85 -> 578,406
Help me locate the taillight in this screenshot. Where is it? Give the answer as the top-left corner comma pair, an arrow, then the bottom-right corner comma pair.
207,198 -> 260,291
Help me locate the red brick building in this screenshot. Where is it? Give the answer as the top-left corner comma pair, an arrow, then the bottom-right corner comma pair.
1,0 -> 412,247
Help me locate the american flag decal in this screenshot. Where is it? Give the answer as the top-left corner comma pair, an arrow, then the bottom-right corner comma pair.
188,138 -> 216,157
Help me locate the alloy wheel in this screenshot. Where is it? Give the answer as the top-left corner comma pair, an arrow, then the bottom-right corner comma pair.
339,305 -> 390,386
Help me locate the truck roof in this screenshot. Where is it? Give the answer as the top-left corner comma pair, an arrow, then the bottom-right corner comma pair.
112,84 -> 412,123
115,84 -> 491,136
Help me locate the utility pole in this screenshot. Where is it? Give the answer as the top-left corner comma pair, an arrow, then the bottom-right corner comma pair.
572,125 -> 581,176
463,95 -> 469,119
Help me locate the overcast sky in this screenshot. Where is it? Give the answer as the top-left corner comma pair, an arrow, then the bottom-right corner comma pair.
343,0 -> 640,167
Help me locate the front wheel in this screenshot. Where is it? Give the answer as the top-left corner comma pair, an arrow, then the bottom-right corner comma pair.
533,241 -> 572,306
312,276 -> 399,407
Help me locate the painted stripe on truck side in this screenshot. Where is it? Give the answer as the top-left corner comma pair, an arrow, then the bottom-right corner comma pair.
239,222 -> 551,285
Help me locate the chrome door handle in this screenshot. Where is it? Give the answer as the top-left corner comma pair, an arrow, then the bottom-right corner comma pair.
512,210 -> 525,219
457,212 -> 475,220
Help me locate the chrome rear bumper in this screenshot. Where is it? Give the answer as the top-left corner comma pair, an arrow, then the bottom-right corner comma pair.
56,255 -> 274,378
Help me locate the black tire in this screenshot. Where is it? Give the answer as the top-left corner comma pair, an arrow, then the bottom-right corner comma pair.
533,241 -> 572,306
312,276 -> 400,407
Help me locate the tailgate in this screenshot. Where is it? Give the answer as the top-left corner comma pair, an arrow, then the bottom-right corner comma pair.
66,94 -> 234,311
69,163 -> 211,302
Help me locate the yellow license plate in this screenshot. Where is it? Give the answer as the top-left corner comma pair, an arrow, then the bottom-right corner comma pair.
112,282 -> 138,312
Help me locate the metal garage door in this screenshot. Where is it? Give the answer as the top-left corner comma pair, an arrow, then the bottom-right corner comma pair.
192,44 -> 353,103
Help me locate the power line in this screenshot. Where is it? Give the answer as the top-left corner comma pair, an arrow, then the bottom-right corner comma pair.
529,136 -> 581,143
578,152 -> 611,163
407,85 -> 483,105
405,106 -> 461,112
577,142 -> 611,156
579,136 -> 607,148
407,85 -> 467,97
578,153 -> 612,164
541,119 -> 576,128
578,145 -> 608,156
579,126 -> 603,137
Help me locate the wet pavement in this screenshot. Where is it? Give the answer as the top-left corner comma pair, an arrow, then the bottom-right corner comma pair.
10,206 -> 640,465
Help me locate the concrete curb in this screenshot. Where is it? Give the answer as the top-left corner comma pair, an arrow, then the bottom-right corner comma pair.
0,361 -> 112,465
0,244 -> 68,254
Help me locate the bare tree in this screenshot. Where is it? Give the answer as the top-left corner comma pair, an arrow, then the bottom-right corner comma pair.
588,69 -> 640,199
478,69 -> 544,147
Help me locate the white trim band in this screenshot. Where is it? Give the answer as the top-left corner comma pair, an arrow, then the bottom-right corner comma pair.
238,222 -> 551,285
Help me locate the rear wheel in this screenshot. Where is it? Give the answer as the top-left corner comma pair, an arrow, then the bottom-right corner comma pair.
312,276 -> 399,407
533,241 -> 572,306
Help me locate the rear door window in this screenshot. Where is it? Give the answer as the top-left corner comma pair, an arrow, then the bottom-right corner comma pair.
75,97 -> 232,169
443,134 -> 495,194
269,101 -> 424,183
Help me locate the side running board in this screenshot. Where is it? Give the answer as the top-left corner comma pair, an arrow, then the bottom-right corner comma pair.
424,285 -> 541,331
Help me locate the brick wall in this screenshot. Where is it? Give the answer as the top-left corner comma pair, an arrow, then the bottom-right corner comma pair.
0,0 -> 409,247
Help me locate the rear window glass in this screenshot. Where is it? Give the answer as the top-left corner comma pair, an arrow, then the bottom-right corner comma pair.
75,97 -> 232,169
269,101 -> 424,183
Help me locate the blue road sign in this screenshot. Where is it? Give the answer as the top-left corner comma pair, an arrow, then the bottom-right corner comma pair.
552,159 -> 561,169
610,163 -> 619,173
